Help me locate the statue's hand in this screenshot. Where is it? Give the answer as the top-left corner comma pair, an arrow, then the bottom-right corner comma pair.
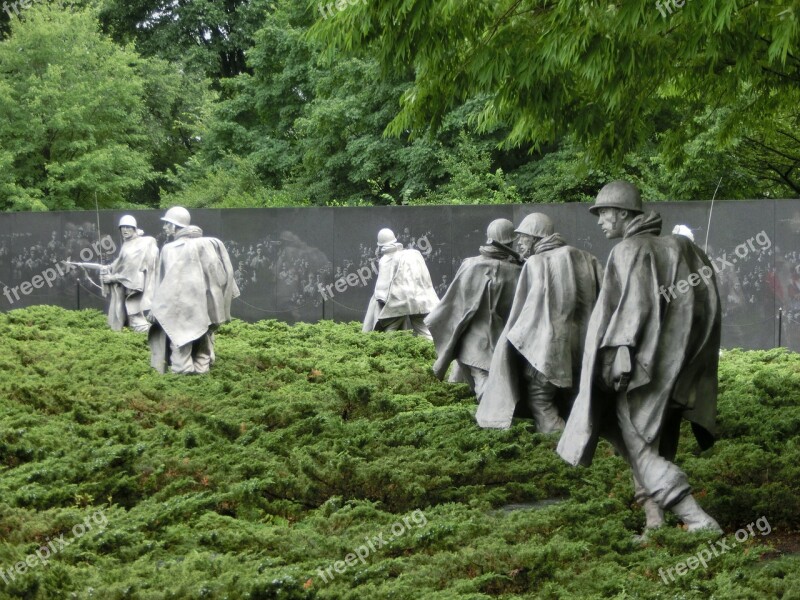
100,273 -> 117,284
600,346 -> 632,391
610,346 -> 632,391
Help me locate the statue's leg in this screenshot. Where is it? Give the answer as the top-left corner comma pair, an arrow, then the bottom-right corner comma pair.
466,366 -> 489,403
602,425 -> 664,533
192,332 -> 215,374
452,361 -> 475,390
615,393 -> 689,507
448,361 -> 472,386
607,405 -> 675,531
522,364 -> 565,433
658,408 -> 682,462
169,340 -> 196,374
148,325 -> 168,374
616,394 -> 721,533
634,477 -> 665,530
128,312 -> 150,333
408,314 -> 433,340
376,316 -> 404,332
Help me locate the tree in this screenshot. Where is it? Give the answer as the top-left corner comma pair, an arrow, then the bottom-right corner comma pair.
97,0 -> 260,82
311,0 -> 800,182
0,3 -> 210,210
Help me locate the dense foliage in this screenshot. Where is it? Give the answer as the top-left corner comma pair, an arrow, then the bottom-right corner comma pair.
0,4 -> 210,211
312,0 -> 800,196
0,306 -> 798,598
1,1 -> 799,209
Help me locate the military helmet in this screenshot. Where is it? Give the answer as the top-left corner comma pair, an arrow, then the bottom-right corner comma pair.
515,213 -> 554,239
161,206 -> 191,228
118,215 -> 137,229
485,218 -> 516,245
377,228 -> 397,245
589,180 -> 643,215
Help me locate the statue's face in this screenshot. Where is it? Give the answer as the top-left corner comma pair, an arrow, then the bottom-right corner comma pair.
120,226 -> 136,241
516,234 -> 536,259
163,221 -> 177,238
597,208 -> 627,239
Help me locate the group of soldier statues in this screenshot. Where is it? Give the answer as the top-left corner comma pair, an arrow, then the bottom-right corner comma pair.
366,180 -> 724,537
89,206 -> 239,375
97,180 -> 722,536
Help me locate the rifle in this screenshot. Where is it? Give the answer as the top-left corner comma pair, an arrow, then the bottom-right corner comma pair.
64,261 -> 111,293
64,261 -> 108,272
488,239 -> 524,265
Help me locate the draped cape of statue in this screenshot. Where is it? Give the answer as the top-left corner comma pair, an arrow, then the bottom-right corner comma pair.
149,226 -> 240,349
426,251 -> 521,378
476,236 -> 603,429
107,236 -> 159,331
557,213 -> 721,467
363,248 -> 439,331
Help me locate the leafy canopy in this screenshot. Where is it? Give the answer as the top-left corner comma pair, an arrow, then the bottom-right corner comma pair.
311,0 -> 800,164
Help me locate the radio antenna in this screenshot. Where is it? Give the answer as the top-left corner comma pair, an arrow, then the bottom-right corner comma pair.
704,177 -> 723,253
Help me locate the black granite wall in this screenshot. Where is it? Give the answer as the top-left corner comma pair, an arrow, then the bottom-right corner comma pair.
1,200 -> 798,351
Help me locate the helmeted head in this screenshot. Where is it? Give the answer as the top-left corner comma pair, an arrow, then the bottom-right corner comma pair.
161,206 -> 191,228
589,181 -> 643,215
377,228 -> 397,246
119,215 -> 137,229
485,218 -> 516,245
672,224 -> 695,242
591,181 -> 642,239
515,213 -> 554,258
161,206 -> 190,238
118,215 -> 139,241
515,213 -> 554,239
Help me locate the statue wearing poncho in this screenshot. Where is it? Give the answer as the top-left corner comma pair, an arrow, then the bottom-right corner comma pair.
476,232 -> 603,431
149,225 -> 240,374
105,234 -> 159,332
425,219 -> 522,401
557,180 -> 723,535
362,229 -> 439,339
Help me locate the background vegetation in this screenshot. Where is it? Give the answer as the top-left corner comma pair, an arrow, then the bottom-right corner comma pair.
1,1 -> 798,210
0,306 -> 798,598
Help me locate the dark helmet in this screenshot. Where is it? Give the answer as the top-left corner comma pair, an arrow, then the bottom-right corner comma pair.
515,213 -> 554,238
485,218 -> 516,245
589,181 -> 643,215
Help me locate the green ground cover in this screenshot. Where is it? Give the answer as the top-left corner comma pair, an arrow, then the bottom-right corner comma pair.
0,306 -> 798,599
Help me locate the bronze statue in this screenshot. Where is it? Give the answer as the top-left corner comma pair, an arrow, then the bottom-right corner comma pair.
557,181 -> 723,535
477,214 -> 603,431
148,207 -> 240,374
426,219 -> 522,401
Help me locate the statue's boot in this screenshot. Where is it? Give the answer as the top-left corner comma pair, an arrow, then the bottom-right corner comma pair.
632,499 -> 665,543
643,499 -> 665,530
670,495 -> 723,534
